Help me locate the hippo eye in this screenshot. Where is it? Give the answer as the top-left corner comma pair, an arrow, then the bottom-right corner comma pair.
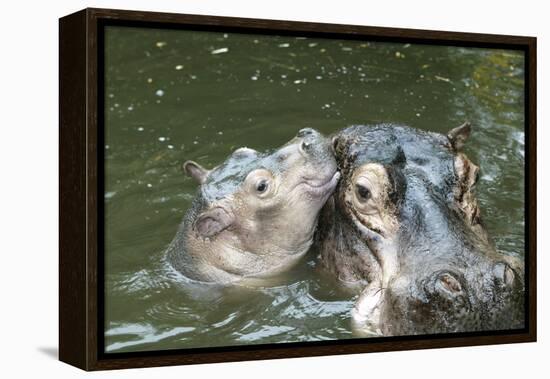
355,184 -> 371,201
256,179 -> 269,193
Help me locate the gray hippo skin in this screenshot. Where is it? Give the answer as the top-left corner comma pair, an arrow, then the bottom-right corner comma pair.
317,123 -> 524,336
168,128 -> 340,284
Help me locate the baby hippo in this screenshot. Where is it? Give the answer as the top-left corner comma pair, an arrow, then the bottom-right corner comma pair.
168,128 -> 340,284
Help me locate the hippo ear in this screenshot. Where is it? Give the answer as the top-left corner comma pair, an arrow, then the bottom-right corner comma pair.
183,160 -> 209,184
447,122 -> 471,151
194,207 -> 234,238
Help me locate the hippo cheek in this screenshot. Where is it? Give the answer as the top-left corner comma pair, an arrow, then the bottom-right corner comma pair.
345,208 -> 396,264
193,207 -> 235,239
349,210 -> 384,243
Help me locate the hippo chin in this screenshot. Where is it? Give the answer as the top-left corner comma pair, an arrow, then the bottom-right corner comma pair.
317,123 -> 524,336
168,128 -> 340,284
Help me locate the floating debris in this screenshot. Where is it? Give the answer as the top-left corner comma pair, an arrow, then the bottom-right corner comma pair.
223,33 -> 228,38
147,78 -> 153,83
155,89 -> 164,97
211,47 -> 229,55
341,47 -> 353,52
308,42 -> 318,47
155,41 -> 167,48
137,127 -> 144,132
416,113 -> 421,117
251,76 -> 258,81
434,75 -> 451,83
158,137 -> 166,142
395,51 -> 405,58
175,64 -> 184,70
294,79 -> 306,84
316,75 -> 323,80
218,131 -> 223,135
167,145 -> 174,149
147,183 -> 153,188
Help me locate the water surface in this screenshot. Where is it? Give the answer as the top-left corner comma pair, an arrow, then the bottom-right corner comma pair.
103,26 -> 525,353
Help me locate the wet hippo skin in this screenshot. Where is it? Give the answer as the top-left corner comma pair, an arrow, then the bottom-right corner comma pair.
316,123 -> 524,336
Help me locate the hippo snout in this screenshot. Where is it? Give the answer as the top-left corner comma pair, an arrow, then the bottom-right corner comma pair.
295,128 -> 332,159
420,261 -> 521,307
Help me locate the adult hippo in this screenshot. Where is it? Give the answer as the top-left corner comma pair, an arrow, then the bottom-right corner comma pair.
168,128 -> 340,284
317,122 -> 524,336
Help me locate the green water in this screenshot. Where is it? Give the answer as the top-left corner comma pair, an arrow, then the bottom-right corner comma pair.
103,26 -> 525,353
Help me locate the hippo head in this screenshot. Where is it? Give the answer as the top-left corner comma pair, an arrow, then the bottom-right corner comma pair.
169,128 -> 340,283
318,123 -> 524,336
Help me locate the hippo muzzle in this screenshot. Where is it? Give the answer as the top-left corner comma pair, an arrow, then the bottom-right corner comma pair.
353,258 -> 524,336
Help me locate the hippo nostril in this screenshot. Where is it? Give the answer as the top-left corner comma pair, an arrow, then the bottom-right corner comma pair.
437,272 -> 462,294
301,141 -> 312,153
427,272 -> 463,298
297,128 -> 314,137
493,262 -> 515,287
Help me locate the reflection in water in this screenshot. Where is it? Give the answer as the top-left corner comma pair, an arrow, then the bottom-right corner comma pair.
104,27 -> 525,353
106,323 -> 195,352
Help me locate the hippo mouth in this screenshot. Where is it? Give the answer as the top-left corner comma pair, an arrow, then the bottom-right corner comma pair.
351,285 -> 386,337
303,171 -> 341,197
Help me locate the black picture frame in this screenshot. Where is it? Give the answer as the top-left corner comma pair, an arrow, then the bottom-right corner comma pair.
59,7 -> 537,371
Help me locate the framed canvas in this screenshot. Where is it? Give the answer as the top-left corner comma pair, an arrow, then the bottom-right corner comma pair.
59,8 -> 537,371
